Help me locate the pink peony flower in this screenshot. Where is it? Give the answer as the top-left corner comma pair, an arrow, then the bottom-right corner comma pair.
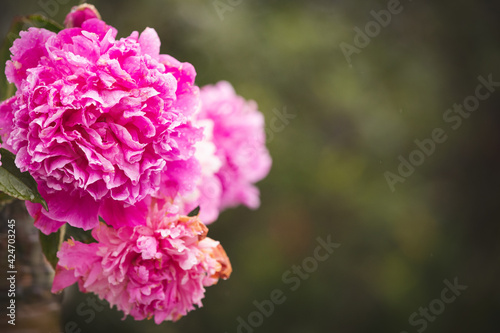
52,200 -> 232,324
0,11 -> 202,233
184,81 -> 271,221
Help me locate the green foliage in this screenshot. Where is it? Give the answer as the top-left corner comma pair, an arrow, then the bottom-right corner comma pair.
187,206 -> 200,217
39,225 -> 95,271
65,225 -> 97,244
0,148 -> 48,211
39,225 -> 96,271
39,225 -> 65,270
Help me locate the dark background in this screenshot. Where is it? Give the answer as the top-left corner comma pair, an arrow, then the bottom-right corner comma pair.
1,0 -> 499,332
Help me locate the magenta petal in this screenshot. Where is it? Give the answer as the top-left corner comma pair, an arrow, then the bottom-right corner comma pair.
48,191 -> 100,230
138,28 -> 161,60
26,201 -> 65,235
81,18 -> 117,40
6,28 -> 55,86
99,198 -> 148,229
26,187 -> 100,233
0,97 -> 16,150
52,239 -> 100,292
51,266 -> 78,292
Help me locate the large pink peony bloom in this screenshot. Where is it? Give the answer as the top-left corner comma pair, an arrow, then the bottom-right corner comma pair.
0,11 -> 202,233
52,200 -> 232,324
183,81 -> 271,222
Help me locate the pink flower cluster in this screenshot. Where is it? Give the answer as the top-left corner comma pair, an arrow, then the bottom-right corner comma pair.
0,4 -> 271,323
52,200 -> 232,323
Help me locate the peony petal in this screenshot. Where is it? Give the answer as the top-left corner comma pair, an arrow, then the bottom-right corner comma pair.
51,266 -> 79,293
99,198 -> 148,229
26,186 -> 100,233
6,28 -> 55,86
138,28 -> 161,60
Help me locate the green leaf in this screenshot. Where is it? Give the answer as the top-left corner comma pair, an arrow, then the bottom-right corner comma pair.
0,148 -> 48,211
64,225 -> 96,244
21,15 -> 64,33
39,225 -> 65,270
187,206 -> 200,217
0,15 -> 63,101
40,224 -> 96,270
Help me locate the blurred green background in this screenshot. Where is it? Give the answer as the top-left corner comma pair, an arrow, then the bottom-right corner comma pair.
1,0 -> 499,332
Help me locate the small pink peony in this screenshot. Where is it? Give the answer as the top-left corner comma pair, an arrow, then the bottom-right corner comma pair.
0,10 -> 202,233
52,200 -> 232,324
184,81 -> 271,222
64,4 -> 101,28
